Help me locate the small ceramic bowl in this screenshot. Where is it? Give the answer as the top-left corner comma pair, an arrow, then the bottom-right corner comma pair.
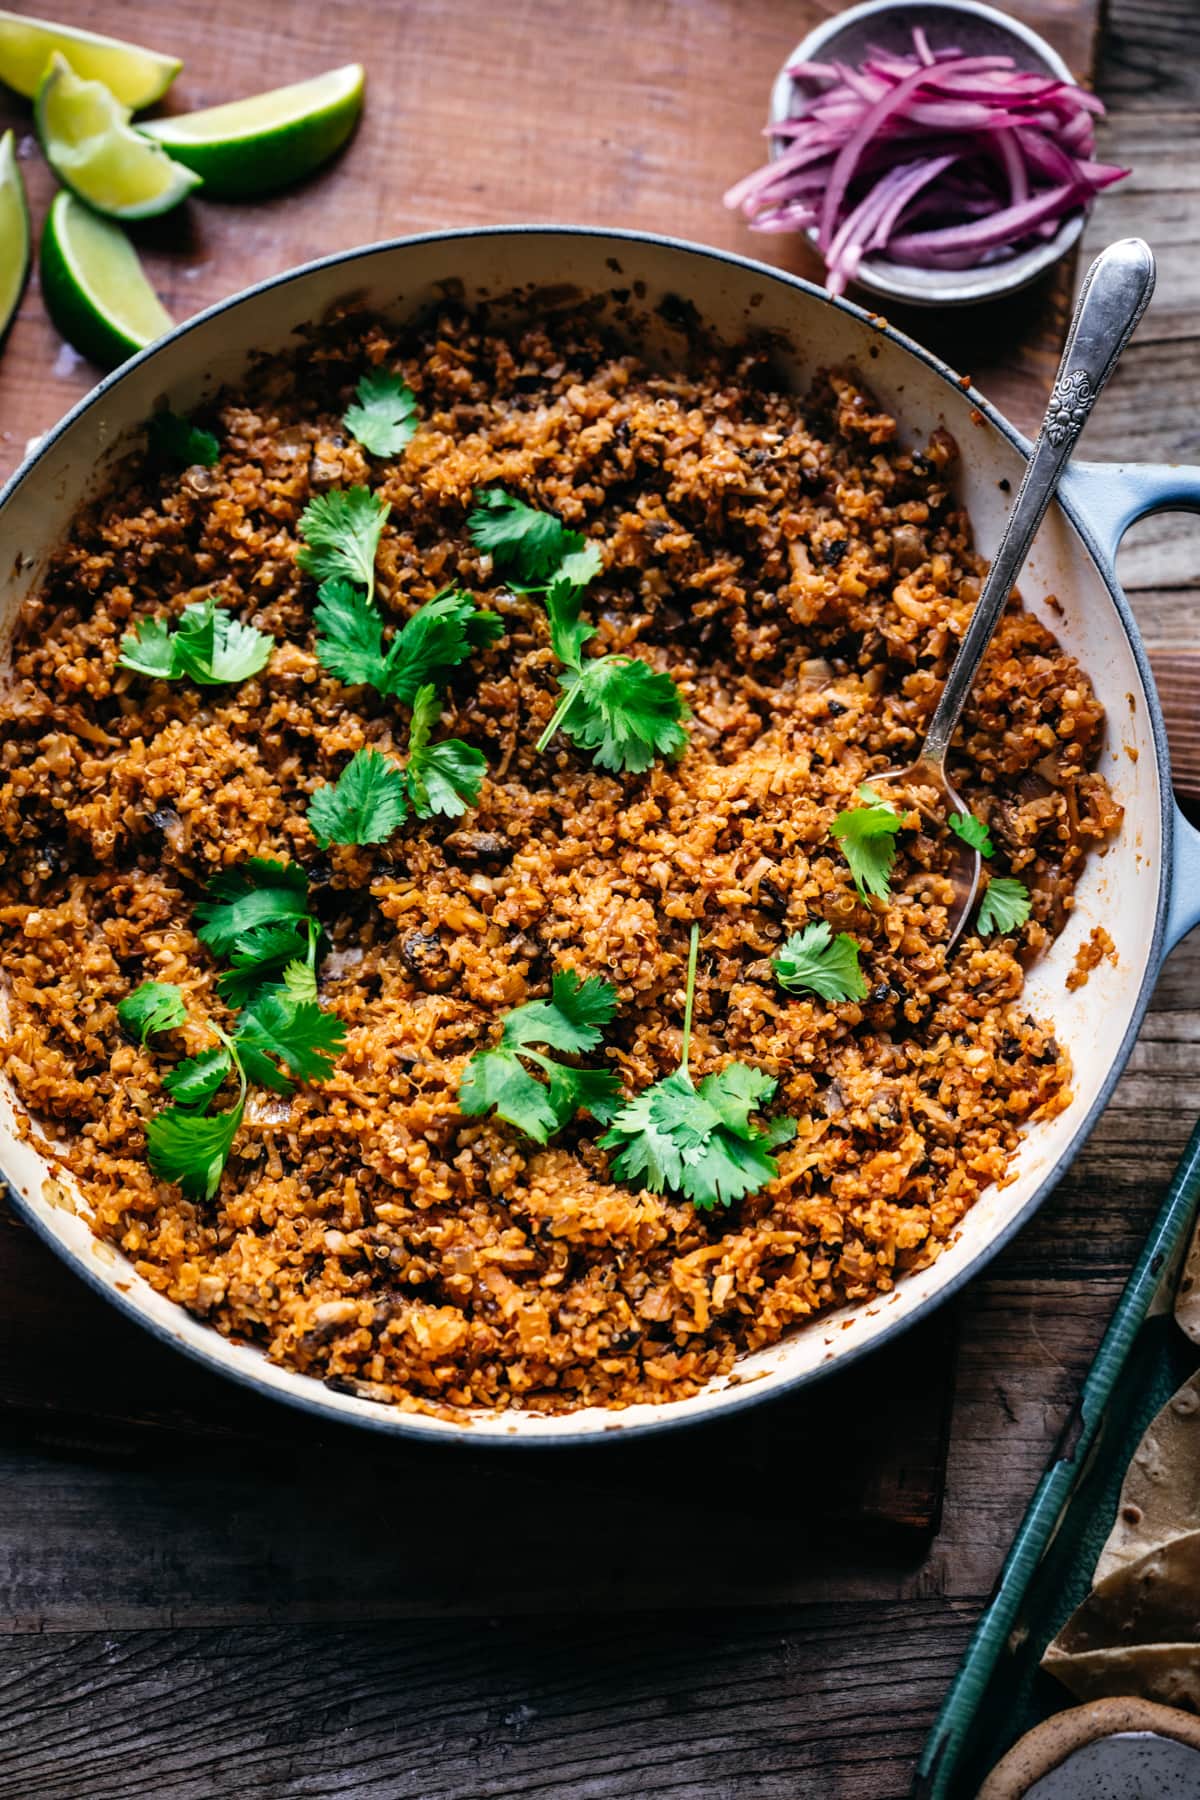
768,0 -> 1090,307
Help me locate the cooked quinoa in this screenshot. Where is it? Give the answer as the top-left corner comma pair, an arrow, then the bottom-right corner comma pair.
0,302 -> 1122,1415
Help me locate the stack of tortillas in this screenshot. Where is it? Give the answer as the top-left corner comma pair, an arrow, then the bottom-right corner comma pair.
1041,1222 -> 1200,1706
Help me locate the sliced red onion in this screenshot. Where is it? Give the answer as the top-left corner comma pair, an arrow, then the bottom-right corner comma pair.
728,27 -> 1128,293
888,183 -> 1082,258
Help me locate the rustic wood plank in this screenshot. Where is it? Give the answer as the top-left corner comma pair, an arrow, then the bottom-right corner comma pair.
0,0 -> 1103,485
0,1607 -> 976,1800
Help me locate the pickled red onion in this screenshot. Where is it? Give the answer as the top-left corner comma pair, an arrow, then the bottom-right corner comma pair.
724,30 -> 1127,294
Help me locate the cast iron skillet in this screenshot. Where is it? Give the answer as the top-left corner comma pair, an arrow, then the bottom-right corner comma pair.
1,226 -> 1197,1444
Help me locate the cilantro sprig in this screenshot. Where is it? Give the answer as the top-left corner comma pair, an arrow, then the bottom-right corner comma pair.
600,924 -> 795,1210
343,370 -> 418,458
298,487 -> 390,604
305,574 -> 498,845
306,688 -> 488,848
468,487 -> 690,774
943,805 -> 1029,935
405,683 -> 486,819
831,784 -> 907,901
118,599 -> 274,687
308,747 -> 409,848
537,576 -> 691,773
458,969 -> 621,1143
121,862 -> 345,1199
976,875 -> 1032,936
313,583 -> 502,702
148,410 -> 220,468
468,489 -> 603,591
772,920 -> 867,1003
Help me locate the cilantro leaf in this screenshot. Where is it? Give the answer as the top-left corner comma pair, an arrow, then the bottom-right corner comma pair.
146,1100 -> 244,1202
194,859 -> 310,959
382,589 -> 503,706
281,959 -> 319,1005
118,981 -> 188,1045
117,616 -> 178,680
174,600 -> 274,686
148,410 -> 219,468
549,657 -> 690,774
216,919 -> 315,1007
543,574 -> 597,670
307,747 -> 409,848
458,1046 -> 561,1142
600,924 -> 793,1209
297,487 -> 389,602
831,784 -> 906,901
404,683 -> 486,819
312,579 -> 387,687
975,875 -> 1032,936
457,969 -> 621,1143
468,488 -> 600,589
949,809 -> 995,857
408,738 -> 487,819
604,1063 -> 794,1210
313,583 -> 502,700
558,543 -> 605,589
161,1047 -> 233,1109
599,1068 -> 694,1194
343,370 -> 418,457
500,969 -> 618,1055
772,921 -> 867,1003
119,600 -> 274,687
234,991 -> 346,1090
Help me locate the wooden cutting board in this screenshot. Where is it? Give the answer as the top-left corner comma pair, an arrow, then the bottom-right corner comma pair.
0,0 -> 1103,475
0,0 -> 1104,1549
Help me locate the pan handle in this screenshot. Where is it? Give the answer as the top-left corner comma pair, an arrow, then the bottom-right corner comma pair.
1060,458 -> 1200,952
1061,457 -> 1200,558
1166,811 -> 1200,952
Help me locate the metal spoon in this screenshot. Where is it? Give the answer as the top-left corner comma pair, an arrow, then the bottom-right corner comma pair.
871,237 -> 1156,947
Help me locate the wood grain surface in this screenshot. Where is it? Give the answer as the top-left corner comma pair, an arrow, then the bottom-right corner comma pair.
2,0 -> 1198,1796
0,0 -> 1103,481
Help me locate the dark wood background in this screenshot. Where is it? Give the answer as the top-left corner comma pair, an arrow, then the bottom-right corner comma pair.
2,0 -> 1200,1794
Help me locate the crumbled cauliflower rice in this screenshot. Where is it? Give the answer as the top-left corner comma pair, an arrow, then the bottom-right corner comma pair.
0,303 -> 1121,1414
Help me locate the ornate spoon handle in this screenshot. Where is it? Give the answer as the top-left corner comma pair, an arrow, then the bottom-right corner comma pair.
919,238 -> 1156,770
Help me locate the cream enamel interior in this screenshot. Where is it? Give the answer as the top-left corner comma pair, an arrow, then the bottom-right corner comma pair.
0,230 -> 1170,1442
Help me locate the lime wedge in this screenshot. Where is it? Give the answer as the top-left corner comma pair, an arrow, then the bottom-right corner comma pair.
36,52 -> 200,220
0,129 -> 29,342
41,190 -> 174,368
141,63 -> 364,198
0,9 -> 179,109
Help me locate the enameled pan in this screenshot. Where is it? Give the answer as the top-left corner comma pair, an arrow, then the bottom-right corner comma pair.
2,226 -> 1198,1445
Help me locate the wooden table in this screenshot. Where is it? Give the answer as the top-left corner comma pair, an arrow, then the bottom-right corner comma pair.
2,0 -> 1199,1794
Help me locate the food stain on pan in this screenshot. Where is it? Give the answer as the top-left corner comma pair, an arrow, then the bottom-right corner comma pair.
726,1367 -> 769,1388
41,1175 -> 76,1213
1066,926 -> 1118,992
